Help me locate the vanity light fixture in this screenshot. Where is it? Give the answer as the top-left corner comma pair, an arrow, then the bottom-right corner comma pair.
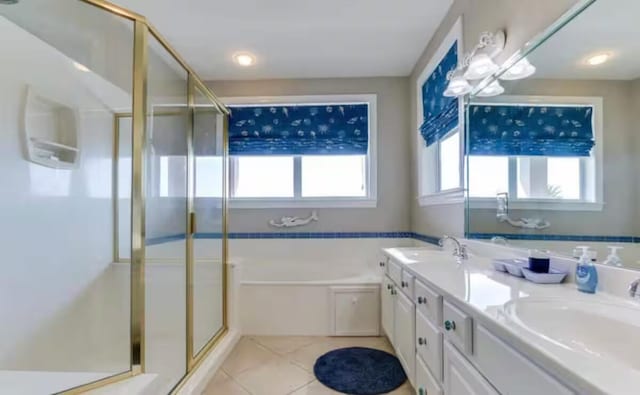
233,52 -> 256,67
443,69 -> 473,97
73,61 -> 90,72
586,53 -> 610,66
476,80 -> 505,97
445,30 -> 507,97
499,57 -> 536,80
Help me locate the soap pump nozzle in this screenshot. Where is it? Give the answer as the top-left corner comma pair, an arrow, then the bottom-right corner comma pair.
604,246 -> 624,267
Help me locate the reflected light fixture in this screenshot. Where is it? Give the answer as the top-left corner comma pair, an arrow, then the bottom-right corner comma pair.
499,57 -> 536,80
443,69 -> 472,97
233,52 -> 256,67
476,80 -> 505,97
73,61 -> 90,72
586,53 -> 610,66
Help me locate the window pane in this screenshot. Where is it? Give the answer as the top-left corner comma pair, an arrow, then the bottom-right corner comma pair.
196,156 -> 223,198
234,156 -> 294,197
547,157 -> 581,199
302,155 -> 366,197
439,131 -> 460,190
468,156 -> 509,197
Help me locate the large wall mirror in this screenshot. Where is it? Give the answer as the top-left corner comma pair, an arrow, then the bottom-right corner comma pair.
465,0 -> 640,270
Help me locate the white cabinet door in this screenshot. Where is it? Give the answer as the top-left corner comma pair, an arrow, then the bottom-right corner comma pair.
444,342 -> 498,395
394,289 -> 416,384
416,355 -> 443,395
381,275 -> 395,343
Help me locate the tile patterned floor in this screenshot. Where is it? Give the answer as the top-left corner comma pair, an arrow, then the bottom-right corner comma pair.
203,336 -> 414,395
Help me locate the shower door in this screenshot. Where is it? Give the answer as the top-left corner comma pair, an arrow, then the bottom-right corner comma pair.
188,80 -> 227,364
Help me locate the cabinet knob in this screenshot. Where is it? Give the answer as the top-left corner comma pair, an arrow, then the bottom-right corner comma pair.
391,289 -> 397,295
417,296 -> 427,304
387,284 -> 392,290
418,337 -> 427,346
444,320 -> 456,331
401,281 -> 407,287
379,261 -> 385,267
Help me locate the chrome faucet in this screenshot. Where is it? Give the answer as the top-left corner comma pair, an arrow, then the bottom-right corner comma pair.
629,278 -> 640,299
439,235 -> 468,261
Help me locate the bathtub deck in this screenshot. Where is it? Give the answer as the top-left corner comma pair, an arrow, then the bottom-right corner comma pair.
203,336 -> 413,395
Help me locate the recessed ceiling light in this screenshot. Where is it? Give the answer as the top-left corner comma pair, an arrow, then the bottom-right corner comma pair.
586,53 -> 610,66
233,52 -> 256,67
73,61 -> 90,72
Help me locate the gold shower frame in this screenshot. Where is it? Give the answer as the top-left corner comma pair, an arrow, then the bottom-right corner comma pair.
57,1 -> 229,393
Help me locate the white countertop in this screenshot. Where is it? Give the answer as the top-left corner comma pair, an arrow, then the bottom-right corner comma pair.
383,247 -> 640,395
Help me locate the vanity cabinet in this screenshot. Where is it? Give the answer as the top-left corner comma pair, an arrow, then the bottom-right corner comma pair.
382,251 -> 576,395
381,275 -> 395,342
394,288 -> 416,382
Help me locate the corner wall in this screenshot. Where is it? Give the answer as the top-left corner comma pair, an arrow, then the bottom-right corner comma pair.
408,0 -> 581,238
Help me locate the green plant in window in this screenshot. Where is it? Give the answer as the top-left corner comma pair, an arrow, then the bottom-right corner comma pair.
546,184 -> 563,198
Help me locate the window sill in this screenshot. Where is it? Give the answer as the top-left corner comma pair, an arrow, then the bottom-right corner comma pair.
418,188 -> 465,207
229,197 -> 377,209
469,198 -> 604,212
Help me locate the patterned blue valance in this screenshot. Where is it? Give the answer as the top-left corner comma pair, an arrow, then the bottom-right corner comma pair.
419,42 -> 459,146
228,103 -> 369,155
468,104 -> 595,157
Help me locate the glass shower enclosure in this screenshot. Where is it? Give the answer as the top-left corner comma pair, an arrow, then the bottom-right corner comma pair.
0,0 -> 228,393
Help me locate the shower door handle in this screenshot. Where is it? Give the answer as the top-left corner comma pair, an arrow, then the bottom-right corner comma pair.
189,212 -> 197,235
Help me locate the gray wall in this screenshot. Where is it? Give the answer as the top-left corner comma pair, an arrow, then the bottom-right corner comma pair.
408,0 -> 580,238
468,78 -> 638,236
633,79 -> 640,236
207,77 -> 411,233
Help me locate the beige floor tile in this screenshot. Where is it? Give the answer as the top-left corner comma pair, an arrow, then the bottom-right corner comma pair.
203,370 -> 250,395
250,336 -> 323,355
386,381 -> 414,394
286,340 -> 341,372
222,337 -> 278,376
290,380 -> 342,395
234,357 -> 315,395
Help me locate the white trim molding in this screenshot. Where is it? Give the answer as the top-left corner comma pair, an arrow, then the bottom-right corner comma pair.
222,94 -> 378,209
418,187 -> 465,206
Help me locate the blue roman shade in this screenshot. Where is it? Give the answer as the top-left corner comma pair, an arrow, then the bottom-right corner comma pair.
419,42 -> 459,146
228,103 -> 369,155
468,104 -> 595,157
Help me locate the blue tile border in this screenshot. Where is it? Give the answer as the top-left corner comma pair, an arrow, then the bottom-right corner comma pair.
146,231 -> 638,246
467,232 -> 639,243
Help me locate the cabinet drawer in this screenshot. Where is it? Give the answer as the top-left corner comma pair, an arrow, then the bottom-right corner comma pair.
400,270 -> 415,298
443,300 -> 473,355
415,279 -> 442,325
474,324 -> 573,395
416,354 -> 443,395
416,310 -> 443,381
444,342 -> 498,395
388,259 -> 403,286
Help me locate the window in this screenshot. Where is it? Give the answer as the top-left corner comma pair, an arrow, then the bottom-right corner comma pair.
469,156 -> 590,201
415,18 -> 464,206
467,95 -> 603,211
225,94 -> 377,208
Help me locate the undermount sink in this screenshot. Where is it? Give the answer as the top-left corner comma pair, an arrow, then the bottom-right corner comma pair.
503,298 -> 640,371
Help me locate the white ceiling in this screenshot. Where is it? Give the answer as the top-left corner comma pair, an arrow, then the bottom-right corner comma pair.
530,0 -> 640,80
113,0 -> 452,81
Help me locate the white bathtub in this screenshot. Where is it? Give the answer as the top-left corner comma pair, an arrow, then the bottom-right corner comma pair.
240,260 -> 382,336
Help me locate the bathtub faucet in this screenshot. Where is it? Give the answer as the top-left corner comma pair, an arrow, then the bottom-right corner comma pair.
438,235 -> 468,262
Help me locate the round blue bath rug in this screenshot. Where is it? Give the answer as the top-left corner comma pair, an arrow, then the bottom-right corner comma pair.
313,347 -> 407,395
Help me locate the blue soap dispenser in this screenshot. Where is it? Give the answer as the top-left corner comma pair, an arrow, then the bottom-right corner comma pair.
575,246 -> 598,294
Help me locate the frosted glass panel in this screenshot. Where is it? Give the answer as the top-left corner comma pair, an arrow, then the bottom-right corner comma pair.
144,33 -> 189,393
192,86 -> 225,356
